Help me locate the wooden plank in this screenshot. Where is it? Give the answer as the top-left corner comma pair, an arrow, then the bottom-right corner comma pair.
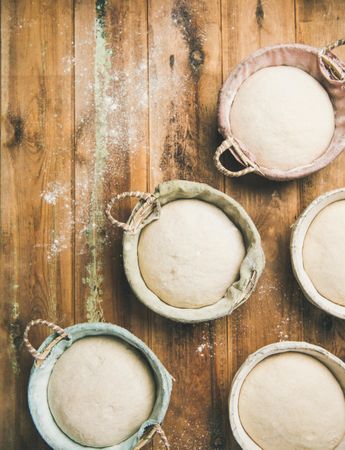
0,0 -> 74,448
296,0 -> 345,357
221,1 -> 298,448
147,1 -> 224,448
74,0 -> 150,338
1,1 -> 345,449
74,0 -> 110,324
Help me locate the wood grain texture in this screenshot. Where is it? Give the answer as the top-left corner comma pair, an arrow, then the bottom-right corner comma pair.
0,1 -> 74,448
221,2 -> 299,448
295,0 -> 345,359
74,0 -> 151,334
0,1 -> 344,449
146,1 -> 227,447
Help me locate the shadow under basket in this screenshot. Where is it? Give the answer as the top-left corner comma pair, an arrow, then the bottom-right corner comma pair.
106,180 -> 265,323
26,320 -> 172,450
215,39 -> 345,181
229,341 -> 345,450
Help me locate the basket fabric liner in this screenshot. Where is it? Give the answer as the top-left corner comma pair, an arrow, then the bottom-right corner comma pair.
229,341 -> 345,450
217,43 -> 345,180
28,322 -> 172,450
123,180 -> 265,323
290,188 -> 345,320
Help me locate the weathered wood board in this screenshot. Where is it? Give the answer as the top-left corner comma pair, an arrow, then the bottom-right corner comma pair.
1,1 -> 345,449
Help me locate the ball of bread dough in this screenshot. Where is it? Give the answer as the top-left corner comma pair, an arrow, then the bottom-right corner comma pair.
239,352 -> 345,450
48,336 -> 155,447
138,199 -> 246,309
230,66 -> 335,171
303,200 -> 345,306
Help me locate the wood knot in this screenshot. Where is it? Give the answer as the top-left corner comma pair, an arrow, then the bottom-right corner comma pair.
256,0 -> 264,28
169,54 -> 175,69
171,2 -> 205,79
3,113 -> 24,148
190,49 -> 205,71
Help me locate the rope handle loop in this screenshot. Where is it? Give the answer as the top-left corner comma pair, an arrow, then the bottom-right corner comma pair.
214,138 -> 256,178
23,319 -> 68,362
322,38 -> 345,53
319,38 -> 345,81
106,191 -> 158,233
134,424 -> 170,450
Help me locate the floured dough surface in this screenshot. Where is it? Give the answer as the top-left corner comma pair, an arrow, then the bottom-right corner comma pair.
303,200 -> 345,306
231,66 -> 335,170
239,352 -> 345,450
138,199 -> 245,308
48,336 -> 155,447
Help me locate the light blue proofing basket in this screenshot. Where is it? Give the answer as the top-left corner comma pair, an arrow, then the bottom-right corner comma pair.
26,321 -> 173,450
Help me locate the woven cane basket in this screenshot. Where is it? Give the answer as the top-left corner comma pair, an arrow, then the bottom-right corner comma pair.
26,320 -> 172,450
215,40 -> 345,181
229,341 -> 345,450
106,180 -> 265,323
291,188 -> 345,319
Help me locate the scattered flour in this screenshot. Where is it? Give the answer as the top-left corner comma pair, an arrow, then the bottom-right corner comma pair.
41,182 -> 67,205
276,317 -> 291,341
48,236 -> 69,261
195,324 -> 219,358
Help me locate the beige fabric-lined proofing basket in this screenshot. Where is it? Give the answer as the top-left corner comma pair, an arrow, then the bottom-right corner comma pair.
229,341 -> 345,450
215,40 -> 345,181
290,188 -> 345,320
106,180 -> 265,323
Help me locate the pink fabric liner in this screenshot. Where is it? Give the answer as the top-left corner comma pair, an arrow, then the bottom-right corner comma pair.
218,44 -> 345,181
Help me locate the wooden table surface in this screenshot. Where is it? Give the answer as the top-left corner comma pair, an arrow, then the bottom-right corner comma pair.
1,1 -> 345,449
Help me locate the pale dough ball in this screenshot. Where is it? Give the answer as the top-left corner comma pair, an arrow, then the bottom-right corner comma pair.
138,199 -> 245,308
231,66 -> 335,170
48,336 -> 155,447
303,200 -> 345,306
239,352 -> 345,450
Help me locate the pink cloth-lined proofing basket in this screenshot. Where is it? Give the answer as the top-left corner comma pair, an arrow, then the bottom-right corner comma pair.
215,40 -> 345,181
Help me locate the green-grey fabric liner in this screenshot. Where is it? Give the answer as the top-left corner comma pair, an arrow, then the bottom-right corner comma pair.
123,180 -> 265,323
28,322 -> 173,450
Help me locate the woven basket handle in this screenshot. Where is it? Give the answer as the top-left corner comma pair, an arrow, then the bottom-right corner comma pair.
320,38 -> 345,81
134,424 -> 170,450
106,191 -> 158,233
23,319 -> 69,366
214,138 -> 256,178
